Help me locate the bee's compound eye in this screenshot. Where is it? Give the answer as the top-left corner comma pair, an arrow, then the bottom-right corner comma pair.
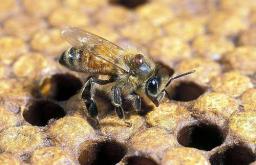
134,54 -> 144,66
147,77 -> 159,96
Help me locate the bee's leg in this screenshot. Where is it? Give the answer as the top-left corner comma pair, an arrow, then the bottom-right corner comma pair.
81,77 -> 99,124
111,86 -> 123,118
81,77 -> 115,125
111,86 -> 131,127
128,94 -> 142,113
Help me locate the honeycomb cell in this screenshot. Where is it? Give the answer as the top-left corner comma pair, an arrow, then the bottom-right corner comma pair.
3,14 -> 46,40
177,122 -> 225,151
241,88 -> 256,112
120,19 -> 161,45
31,146 -> 75,165
168,0 -> 218,15
0,65 -> 8,78
210,144 -> 255,165
129,127 -> 177,162
94,6 -> 134,27
219,0 -> 256,10
222,46 -> 256,74
210,71 -> 253,97
30,29 -> 69,56
0,78 -> 31,97
0,126 -> 45,154
0,107 -> 19,131
192,34 -> 234,60
163,16 -> 205,42
238,29 -> 256,46
48,8 -> 89,28
207,10 -> 248,36
23,100 -> 66,126
0,153 -> 21,165
13,52 -> 50,80
229,111 -> 256,143
162,147 -> 210,165
125,156 -> 158,165
48,116 -> 95,148
193,92 -> 238,118
79,140 -> 127,165
149,36 -> 191,65
39,73 -> 82,101
175,57 -> 221,86
0,0 -> 19,20
168,81 -> 206,102
22,0 -> 59,18
136,2 -> 174,26
110,0 -> 148,9
63,0 -> 107,11
146,101 -> 190,131
0,36 -> 27,65
100,115 -> 144,142
249,8 -> 256,26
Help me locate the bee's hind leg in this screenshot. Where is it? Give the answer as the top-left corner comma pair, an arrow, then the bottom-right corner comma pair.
81,77 -> 99,126
81,77 -> 114,127
111,86 -> 132,127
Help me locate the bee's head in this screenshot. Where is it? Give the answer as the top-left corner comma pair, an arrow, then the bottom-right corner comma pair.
145,75 -> 165,106
145,63 -> 195,106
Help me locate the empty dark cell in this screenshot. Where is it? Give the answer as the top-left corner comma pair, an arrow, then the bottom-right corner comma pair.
109,0 -> 148,9
40,74 -> 82,101
177,123 -> 225,151
170,82 -> 205,101
156,62 -> 175,77
23,100 -> 66,126
126,156 -> 158,165
79,141 -> 127,165
210,145 -> 255,165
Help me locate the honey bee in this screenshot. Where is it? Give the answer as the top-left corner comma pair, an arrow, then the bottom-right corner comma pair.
59,27 -> 194,125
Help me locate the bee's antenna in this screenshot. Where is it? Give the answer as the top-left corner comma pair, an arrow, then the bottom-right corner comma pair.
165,70 -> 196,87
163,89 -> 170,98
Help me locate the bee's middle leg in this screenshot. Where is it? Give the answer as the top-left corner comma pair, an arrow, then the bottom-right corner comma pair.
111,86 -> 131,126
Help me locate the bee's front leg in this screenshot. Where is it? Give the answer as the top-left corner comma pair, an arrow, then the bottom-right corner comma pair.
111,86 -> 131,127
127,94 -> 142,113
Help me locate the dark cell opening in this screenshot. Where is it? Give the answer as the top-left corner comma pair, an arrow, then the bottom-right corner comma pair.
177,123 -> 225,151
109,0 -> 148,9
23,100 -> 65,126
79,141 -> 127,165
169,81 -> 205,101
40,74 -> 82,101
210,145 -> 255,165
155,62 -> 175,77
126,156 -> 158,165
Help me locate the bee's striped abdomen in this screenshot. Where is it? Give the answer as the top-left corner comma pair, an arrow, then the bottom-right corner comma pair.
59,45 -> 124,75
59,47 -> 82,71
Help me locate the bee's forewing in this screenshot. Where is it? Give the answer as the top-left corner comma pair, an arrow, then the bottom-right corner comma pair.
61,27 -> 123,50
61,27 -> 89,47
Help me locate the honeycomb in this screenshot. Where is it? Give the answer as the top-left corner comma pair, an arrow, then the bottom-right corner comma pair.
0,0 -> 256,165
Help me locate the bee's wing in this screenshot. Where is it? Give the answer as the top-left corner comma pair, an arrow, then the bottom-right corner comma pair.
62,27 -> 129,73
